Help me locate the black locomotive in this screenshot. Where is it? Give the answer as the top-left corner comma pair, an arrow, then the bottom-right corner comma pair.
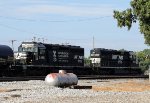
89,48 -> 140,75
90,48 -> 138,68
0,42 -> 142,76
14,42 -> 84,66
12,42 -> 84,76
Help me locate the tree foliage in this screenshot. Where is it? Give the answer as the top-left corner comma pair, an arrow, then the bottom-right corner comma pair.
136,49 -> 150,72
113,0 -> 150,45
84,57 -> 91,67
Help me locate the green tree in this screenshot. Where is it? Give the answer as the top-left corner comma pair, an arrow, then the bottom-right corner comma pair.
113,0 -> 150,45
136,49 -> 150,72
84,57 -> 91,67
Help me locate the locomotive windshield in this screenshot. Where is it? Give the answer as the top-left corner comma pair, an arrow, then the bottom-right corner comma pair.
19,46 -> 37,52
18,43 -> 38,52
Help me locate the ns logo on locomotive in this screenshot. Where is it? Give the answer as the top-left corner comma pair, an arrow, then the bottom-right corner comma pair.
0,41 -> 141,76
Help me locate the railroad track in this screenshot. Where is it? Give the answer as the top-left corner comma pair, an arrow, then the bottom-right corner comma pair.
0,76 -> 45,82
0,75 -> 148,82
78,75 -> 149,79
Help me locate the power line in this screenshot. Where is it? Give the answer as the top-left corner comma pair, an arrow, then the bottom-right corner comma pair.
0,16 -> 37,22
0,15 -> 112,36
0,22 -> 34,34
0,15 -> 111,23
0,22 -> 47,37
0,21 -> 106,43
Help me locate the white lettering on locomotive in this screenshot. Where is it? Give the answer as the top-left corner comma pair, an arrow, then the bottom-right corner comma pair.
90,58 -> 101,63
58,52 -> 69,58
112,55 -> 123,60
53,50 -> 57,62
74,55 -> 84,60
79,56 -> 84,59
74,55 -> 78,59
74,55 -> 83,63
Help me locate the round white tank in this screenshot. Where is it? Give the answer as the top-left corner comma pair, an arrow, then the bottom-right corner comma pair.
45,73 -> 78,87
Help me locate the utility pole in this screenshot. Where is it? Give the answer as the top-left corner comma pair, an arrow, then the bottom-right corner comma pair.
11,40 -> 16,51
33,36 -> 36,42
93,36 -> 95,49
38,38 -> 40,42
37,38 -> 47,43
42,38 -> 44,43
65,42 -> 69,45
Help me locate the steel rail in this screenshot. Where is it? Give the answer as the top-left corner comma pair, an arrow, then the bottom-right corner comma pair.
0,75 -> 148,82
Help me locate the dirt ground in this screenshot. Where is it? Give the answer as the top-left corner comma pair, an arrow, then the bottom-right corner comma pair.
92,80 -> 150,92
0,88 -> 9,93
1,80 -> 150,93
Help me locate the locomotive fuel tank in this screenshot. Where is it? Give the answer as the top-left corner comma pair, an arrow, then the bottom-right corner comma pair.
0,45 -> 14,66
45,70 -> 78,87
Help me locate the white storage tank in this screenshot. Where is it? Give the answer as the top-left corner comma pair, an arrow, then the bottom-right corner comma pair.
45,71 -> 78,87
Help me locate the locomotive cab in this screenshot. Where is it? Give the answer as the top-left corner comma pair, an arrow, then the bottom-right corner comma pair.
90,49 -> 101,67
14,42 -> 46,65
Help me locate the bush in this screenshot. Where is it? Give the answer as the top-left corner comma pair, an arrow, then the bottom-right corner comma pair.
139,59 -> 150,72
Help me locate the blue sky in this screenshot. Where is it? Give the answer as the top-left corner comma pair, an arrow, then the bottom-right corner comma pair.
0,0 -> 148,57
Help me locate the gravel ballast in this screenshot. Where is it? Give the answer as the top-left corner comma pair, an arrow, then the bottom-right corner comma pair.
0,79 -> 150,103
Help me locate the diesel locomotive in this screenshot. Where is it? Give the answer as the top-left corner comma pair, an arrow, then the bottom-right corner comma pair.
14,42 -> 84,66
89,48 -> 140,75
90,48 -> 138,68
12,42 -> 84,76
0,41 -> 142,76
